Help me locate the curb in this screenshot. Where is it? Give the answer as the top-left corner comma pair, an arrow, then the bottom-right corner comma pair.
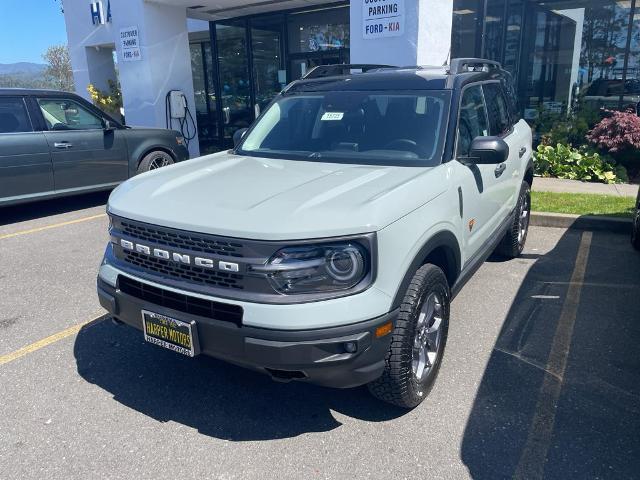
531,211 -> 631,234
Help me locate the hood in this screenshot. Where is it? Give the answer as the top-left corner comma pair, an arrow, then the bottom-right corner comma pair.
108,151 -> 446,240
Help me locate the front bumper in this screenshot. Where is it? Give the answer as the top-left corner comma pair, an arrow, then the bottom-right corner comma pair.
97,276 -> 396,389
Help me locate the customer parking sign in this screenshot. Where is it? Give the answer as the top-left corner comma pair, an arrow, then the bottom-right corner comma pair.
362,0 -> 404,39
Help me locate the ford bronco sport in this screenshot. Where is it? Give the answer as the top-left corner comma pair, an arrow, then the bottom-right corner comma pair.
97,59 -> 534,408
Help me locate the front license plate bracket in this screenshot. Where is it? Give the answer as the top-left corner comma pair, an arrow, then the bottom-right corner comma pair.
142,310 -> 200,357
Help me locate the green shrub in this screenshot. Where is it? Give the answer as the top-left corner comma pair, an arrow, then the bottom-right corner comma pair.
534,144 -> 618,184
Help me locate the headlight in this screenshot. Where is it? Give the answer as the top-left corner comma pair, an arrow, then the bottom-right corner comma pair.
176,135 -> 185,146
259,243 -> 369,294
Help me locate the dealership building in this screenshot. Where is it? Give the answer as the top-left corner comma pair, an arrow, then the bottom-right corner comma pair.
61,0 -> 640,157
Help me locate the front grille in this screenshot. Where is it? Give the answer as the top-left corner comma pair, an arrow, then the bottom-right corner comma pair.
119,275 -> 243,325
123,250 -> 243,290
119,220 -> 244,258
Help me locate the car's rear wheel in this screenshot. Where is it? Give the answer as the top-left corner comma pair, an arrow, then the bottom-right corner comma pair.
496,181 -> 531,259
138,150 -> 174,173
368,264 -> 450,409
632,208 -> 640,251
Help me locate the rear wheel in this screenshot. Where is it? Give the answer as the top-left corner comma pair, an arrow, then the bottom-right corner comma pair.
368,264 -> 450,409
137,150 -> 174,173
632,208 -> 640,251
496,181 -> 531,259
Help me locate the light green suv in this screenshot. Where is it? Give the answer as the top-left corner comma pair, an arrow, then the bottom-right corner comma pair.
97,60 -> 534,408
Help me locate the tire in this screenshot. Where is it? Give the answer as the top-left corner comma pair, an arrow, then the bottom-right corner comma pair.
632,208 -> 640,251
368,264 -> 450,409
137,150 -> 174,173
496,181 -> 531,259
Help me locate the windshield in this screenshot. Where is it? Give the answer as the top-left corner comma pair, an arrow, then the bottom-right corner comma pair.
237,90 -> 451,166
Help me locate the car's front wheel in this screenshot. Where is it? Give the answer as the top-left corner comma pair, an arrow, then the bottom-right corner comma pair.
368,264 -> 450,409
137,150 -> 174,173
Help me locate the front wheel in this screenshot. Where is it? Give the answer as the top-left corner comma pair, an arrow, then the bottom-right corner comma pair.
368,264 -> 450,409
496,181 -> 531,259
137,150 -> 174,173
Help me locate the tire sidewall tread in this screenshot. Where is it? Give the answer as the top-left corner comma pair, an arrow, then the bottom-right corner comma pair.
368,264 -> 450,409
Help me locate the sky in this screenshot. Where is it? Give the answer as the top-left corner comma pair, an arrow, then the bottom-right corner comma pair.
0,0 -> 68,64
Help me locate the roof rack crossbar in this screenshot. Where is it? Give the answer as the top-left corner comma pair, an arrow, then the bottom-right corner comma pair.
302,64 -> 396,79
449,58 -> 502,74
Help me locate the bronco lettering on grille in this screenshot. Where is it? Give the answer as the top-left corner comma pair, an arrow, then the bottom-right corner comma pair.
119,238 -> 239,272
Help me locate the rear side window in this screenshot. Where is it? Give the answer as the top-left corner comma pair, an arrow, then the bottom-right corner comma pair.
456,85 -> 489,157
0,97 -> 33,133
483,83 -> 511,136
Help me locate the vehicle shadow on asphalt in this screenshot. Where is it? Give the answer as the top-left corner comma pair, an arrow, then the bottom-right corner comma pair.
73,320 -> 406,441
461,228 -> 640,479
0,191 -> 111,226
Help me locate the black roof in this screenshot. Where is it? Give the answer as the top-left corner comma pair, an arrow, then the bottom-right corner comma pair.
287,59 -> 511,93
0,88 -> 82,97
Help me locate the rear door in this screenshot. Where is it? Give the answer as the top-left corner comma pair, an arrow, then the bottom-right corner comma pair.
35,96 -> 128,191
0,96 -> 53,203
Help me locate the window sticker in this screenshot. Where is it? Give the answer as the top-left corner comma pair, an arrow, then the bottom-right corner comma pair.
321,112 -> 344,121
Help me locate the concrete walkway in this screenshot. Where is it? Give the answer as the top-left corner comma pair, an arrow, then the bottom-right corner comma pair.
533,177 -> 638,197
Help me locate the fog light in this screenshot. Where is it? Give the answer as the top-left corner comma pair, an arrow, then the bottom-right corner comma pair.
343,342 -> 358,353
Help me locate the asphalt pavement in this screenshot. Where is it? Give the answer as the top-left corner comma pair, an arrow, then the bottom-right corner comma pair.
1,193 -> 639,480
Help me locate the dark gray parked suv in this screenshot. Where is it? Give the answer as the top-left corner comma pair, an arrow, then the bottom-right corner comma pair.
0,89 -> 189,207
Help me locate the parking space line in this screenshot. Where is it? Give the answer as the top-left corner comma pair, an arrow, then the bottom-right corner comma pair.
0,314 -> 107,367
514,231 -> 593,480
0,213 -> 107,241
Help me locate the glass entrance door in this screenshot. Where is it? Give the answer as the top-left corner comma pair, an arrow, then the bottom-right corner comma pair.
216,21 -> 252,149
190,41 -> 218,155
250,16 -> 286,114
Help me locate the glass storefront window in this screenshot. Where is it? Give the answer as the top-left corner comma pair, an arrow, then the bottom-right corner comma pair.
452,0 -> 483,58
287,6 -> 350,53
451,0 -> 640,143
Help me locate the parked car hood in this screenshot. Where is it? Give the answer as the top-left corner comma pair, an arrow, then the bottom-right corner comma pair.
107,151 -> 446,240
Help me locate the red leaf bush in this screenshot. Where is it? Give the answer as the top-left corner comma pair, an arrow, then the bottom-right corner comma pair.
586,110 -> 640,153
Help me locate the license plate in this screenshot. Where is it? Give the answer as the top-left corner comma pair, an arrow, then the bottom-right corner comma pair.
142,310 -> 199,357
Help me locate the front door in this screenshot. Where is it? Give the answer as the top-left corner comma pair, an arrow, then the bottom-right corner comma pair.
0,96 -> 53,202
454,84 -> 505,261
36,97 -> 128,191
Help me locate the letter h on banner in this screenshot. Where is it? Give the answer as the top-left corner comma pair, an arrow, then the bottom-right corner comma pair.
90,1 -> 105,25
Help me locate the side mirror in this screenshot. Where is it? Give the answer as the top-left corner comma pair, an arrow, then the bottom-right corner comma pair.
462,136 -> 509,164
233,128 -> 248,148
103,120 -> 116,132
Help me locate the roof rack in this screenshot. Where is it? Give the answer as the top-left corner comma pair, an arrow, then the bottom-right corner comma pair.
448,58 -> 502,74
302,64 -> 395,79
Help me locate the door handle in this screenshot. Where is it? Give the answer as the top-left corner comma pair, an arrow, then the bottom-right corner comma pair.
519,147 -> 527,158
54,142 -> 73,149
494,163 -> 506,177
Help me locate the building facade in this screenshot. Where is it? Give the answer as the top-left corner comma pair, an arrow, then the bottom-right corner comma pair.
63,0 -> 640,157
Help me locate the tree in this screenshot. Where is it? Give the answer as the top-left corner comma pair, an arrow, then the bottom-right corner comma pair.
43,45 -> 74,92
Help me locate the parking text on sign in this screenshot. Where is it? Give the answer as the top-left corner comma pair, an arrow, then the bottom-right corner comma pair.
362,0 -> 404,39
120,26 -> 141,62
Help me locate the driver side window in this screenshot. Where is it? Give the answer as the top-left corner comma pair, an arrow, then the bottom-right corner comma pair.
456,85 -> 489,157
37,98 -> 103,131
